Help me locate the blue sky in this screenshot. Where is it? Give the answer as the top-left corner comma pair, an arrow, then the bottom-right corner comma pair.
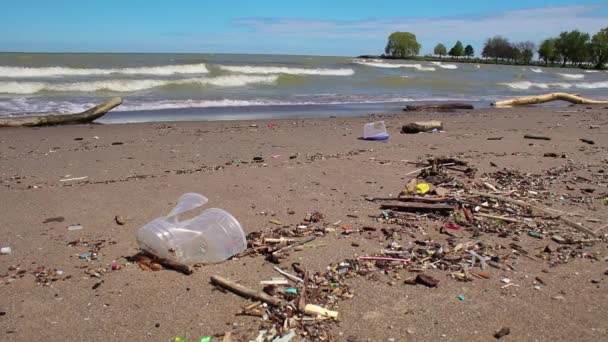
1,0 -> 607,56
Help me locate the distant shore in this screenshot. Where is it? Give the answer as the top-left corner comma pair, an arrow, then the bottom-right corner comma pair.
356,55 -> 605,70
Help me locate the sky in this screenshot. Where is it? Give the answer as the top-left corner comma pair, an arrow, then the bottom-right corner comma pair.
1,0 -> 607,56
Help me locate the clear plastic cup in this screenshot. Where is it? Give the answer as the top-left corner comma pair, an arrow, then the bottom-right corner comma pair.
136,193 -> 246,264
363,121 -> 389,140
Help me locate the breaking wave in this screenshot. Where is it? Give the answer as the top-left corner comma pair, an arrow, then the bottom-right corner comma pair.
430,61 -> 458,69
500,80 -> 608,90
353,60 -> 436,71
0,63 -> 209,78
217,65 -> 354,76
0,75 -> 278,94
557,73 -> 584,79
530,68 -> 543,73
0,95 -> 476,115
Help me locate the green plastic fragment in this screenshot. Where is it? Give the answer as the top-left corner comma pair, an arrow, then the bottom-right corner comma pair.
175,337 -> 185,342
528,231 -> 542,238
200,337 -> 211,342
453,212 -> 463,223
285,287 -> 298,294
458,294 -> 465,301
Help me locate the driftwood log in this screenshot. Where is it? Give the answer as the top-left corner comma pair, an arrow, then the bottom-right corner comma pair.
0,97 -> 122,127
404,103 -> 474,111
402,120 -> 443,134
492,93 -> 608,107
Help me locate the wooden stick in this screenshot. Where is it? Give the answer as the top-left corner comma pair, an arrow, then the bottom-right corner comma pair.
210,275 -> 283,307
404,163 -> 455,176
298,272 -> 308,311
524,134 -> 551,140
492,93 -> 608,107
264,237 -> 296,243
476,213 -> 522,223
273,266 -> 304,283
0,97 -> 122,127
359,256 -> 412,263
470,190 -> 597,237
404,103 -> 474,111
375,196 -> 451,203
595,223 -> 608,234
142,251 -> 193,275
272,236 -> 316,255
380,201 -> 457,211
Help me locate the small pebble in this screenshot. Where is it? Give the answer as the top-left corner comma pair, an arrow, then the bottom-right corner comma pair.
494,327 -> 510,339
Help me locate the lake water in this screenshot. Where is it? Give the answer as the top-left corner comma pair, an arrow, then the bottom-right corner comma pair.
1,53 -> 606,123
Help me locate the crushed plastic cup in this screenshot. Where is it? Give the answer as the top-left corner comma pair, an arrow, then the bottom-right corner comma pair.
363,121 -> 389,141
136,193 -> 246,265
0,247 -> 12,255
415,182 -> 431,195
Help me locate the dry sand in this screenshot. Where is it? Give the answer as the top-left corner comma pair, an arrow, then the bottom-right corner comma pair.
1,106 -> 607,341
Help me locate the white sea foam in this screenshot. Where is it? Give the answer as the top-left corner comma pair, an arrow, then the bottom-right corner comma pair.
584,70 -> 599,73
0,63 -> 209,78
429,62 -> 458,69
500,80 -> 608,90
557,73 -> 584,79
530,68 -> 543,73
0,95 -> 477,115
353,60 -> 436,71
218,65 -> 354,76
0,75 -> 278,94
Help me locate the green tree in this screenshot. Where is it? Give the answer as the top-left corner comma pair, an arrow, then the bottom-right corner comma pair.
464,44 -> 474,58
448,41 -> 464,58
482,36 -> 511,62
555,30 -> 590,66
434,43 -> 447,58
538,39 -> 556,66
384,32 -> 421,58
589,27 -> 608,69
516,41 -> 535,64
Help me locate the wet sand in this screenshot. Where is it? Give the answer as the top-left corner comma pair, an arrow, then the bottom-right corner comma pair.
1,106 -> 607,341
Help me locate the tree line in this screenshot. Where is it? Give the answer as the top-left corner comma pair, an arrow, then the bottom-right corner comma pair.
383,27 -> 608,69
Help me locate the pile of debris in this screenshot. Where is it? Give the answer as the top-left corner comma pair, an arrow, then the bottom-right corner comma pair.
211,157 -> 606,340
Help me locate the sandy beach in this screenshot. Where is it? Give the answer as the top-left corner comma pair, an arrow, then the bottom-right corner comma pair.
1,106 -> 607,341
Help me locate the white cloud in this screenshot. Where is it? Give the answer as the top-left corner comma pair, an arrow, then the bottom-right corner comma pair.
232,4 -> 608,55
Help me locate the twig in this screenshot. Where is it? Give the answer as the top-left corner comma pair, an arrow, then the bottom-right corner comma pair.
60,176 -> 88,182
476,213 -> 522,223
374,196 -> 451,203
210,275 -> 283,307
273,266 -> 304,283
142,251 -> 193,275
405,163 -> 456,176
380,201 -> 458,211
359,256 -> 412,263
524,134 -> 551,140
595,223 -> 608,234
298,272 -> 308,311
272,236 -> 316,255
470,190 -> 597,237
469,251 -> 488,270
